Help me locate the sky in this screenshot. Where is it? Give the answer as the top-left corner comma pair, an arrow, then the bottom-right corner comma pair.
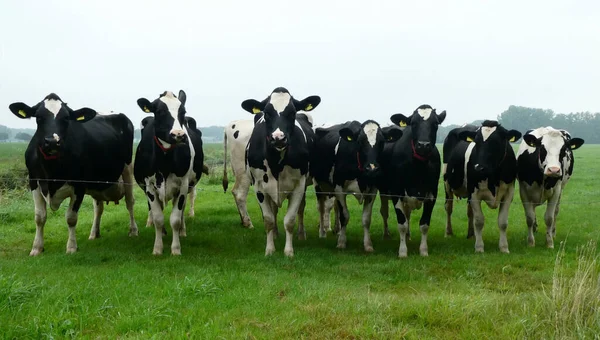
1,0 -> 599,129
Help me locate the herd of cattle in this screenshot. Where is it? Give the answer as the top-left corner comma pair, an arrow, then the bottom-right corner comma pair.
8,88 -> 585,257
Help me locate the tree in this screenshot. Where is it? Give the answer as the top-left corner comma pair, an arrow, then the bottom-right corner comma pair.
15,132 -> 32,142
0,132 -> 8,141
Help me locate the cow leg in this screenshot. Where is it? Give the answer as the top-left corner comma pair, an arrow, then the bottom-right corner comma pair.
552,196 -> 561,237
147,192 -> 165,255
30,188 -> 47,256
260,196 -> 277,256
444,186 -> 454,237
393,198 -> 409,258
335,194 -> 350,249
188,186 -> 197,217
122,164 -> 139,236
232,174 -> 253,229
296,193 -> 307,240
523,201 -> 537,247
333,199 -> 341,234
65,194 -> 84,254
419,198 -> 436,257
169,192 -> 187,255
544,198 -> 560,249
497,185 -> 514,254
284,180 -> 307,257
89,198 -> 103,240
316,193 -> 329,238
467,204 -> 474,239
362,194 -> 376,253
380,195 -> 392,239
470,200 -> 485,253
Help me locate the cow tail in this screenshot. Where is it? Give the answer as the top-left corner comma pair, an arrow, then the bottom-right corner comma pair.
222,130 -> 229,193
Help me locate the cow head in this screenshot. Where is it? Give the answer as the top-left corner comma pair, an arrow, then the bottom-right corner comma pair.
241,87 -> 320,151
523,127 -> 584,178
137,90 -> 189,148
459,120 -> 522,176
339,120 -> 402,178
390,104 -> 446,160
9,93 -> 96,159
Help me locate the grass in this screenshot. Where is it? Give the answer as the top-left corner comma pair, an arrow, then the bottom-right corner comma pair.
0,142 -> 599,338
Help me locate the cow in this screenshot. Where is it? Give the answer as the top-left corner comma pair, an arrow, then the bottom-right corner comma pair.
8,93 -> 138,255
134,90 -> 204,255
140,116 -> 208,233
311,120 -> 402,252
241,87 -> 320,257
443,120 -> 521,253
516,127 -> 584,248
379,105 -> 446,257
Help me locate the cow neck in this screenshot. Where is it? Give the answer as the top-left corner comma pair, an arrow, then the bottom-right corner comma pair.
154,136 -> 175,153
410,140 -> 430,162
38,146 -> 60,161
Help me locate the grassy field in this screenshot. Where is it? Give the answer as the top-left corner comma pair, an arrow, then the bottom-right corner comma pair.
0,142 -> 599,339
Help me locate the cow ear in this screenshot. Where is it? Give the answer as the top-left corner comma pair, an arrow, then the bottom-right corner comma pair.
507,130 -> 522,143
436,110 -> 446,124
567,137 -> 584,150
523,134 -> 540,147
178,90 -> 187,106
295,96 -> 321,112
458,130 -> 476,143
390,113 -> 410,127
70,107 -> 96,122
383,127 -> 403,142
137,98 -> 154,113
9,102 -> 35,119
339,127 -> 358,142
241,99 -> 265,114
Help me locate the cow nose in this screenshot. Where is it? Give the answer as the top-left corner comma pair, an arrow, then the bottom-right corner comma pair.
170,130 -> 186,143
271,130 -> 286,141
417,141 -> 431,148
44,137 -> 59,147
545,166 -> 561,177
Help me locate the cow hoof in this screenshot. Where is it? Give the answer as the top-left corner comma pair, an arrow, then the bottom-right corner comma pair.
319,231 -> 327,239
171,248 -> 182,256
153,248 -> 163,255
66,247 -> 77,254
547,244 -> 554,249
420,251 -> 429,257
528,241 -> 535,247
129,229 -> 139,237
188,211 -> 195,217
180,229 -> 187,237
444,232 -> 454,238
383,232 -> 392,240
336,243 -> 346,250
398,252 -> 408,258
500,248 -> 510,254
265,247 -> 276,256
475,247 -> 484,253
29,248 -> 43,256
88,234 -> 99,240
284,248 -> 294,257
297,232 -> 306,241
364,246 -> 374,253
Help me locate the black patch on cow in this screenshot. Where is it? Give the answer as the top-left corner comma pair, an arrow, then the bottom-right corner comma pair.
146,191 -> 155,202
147,202 -> 151,211
263,174 -> 269,183
256,192 -> 265,203
232,124 -> 236,129
156,173 -> 164,188
482,120 -> 499,128
233,131 -> 240,139
336,200 -> 348,226
177,195 -> 185,210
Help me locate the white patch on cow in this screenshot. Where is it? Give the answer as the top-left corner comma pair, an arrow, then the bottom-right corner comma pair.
294,120 -> 307,142
464,142 -> 476,188
540,128 -> 567,173
363,122 -> 378,147
159,91 -> 184,133
44,99 -> 62,116
481,126 -> 496,141
52,133 -> 60,142
341,180 -> 363,203
44,183 -> 74,211
270,92 -> 291,114
417,108 -> 432,120
334,139 -> 341,155
272,127 -> 285,141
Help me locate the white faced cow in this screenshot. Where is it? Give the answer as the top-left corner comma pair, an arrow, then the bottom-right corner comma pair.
311,120 -> 402,252
9,94 -> 138,255
517,127 -> 584,248
134,90 -> 204,255
242,87 -> 320,257
443,121 -> 521,253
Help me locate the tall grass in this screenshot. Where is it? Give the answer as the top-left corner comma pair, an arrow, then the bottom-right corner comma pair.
537,240 -> 600,339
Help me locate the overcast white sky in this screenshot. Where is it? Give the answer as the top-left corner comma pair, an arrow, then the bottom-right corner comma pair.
1,0 -> 598,129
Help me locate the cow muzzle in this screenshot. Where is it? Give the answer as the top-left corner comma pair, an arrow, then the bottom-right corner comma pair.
269,135 -> 288,151
415,141 -> 432,155
169,130 -> 187,144
544,166 -> 561,178
42,136 -> 61,154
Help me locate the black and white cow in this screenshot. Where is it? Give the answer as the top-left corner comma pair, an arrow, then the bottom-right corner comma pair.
311,120 -> 402,252
134,90 -> 204,255
242,87 -> 320,257
9,93 -> 138,255
379,105 -> 446,257
379,124 -> 407,239
517,127 -> 584,248
444,120 -> 521,253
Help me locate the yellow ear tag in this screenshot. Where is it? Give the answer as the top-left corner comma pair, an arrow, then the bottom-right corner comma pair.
18,110 -> 27,117
252,107 -> 261,114
509,136 -> 516,142
466,137 -> 474,142
346,136 -> 352,141
570,144 -> 577,149
144,107 -> 150,113
76,116 -> 85,121
305,104 -> 313,111
399,121 -> 407,127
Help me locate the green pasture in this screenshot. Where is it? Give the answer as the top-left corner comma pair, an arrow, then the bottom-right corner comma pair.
0,143 -> 598,339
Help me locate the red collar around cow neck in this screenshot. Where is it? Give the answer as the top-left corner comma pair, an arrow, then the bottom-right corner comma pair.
154,135 -> 174,152
411,139 -> 429,162
356,152 -> 364,171
38,146 -> 59,161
